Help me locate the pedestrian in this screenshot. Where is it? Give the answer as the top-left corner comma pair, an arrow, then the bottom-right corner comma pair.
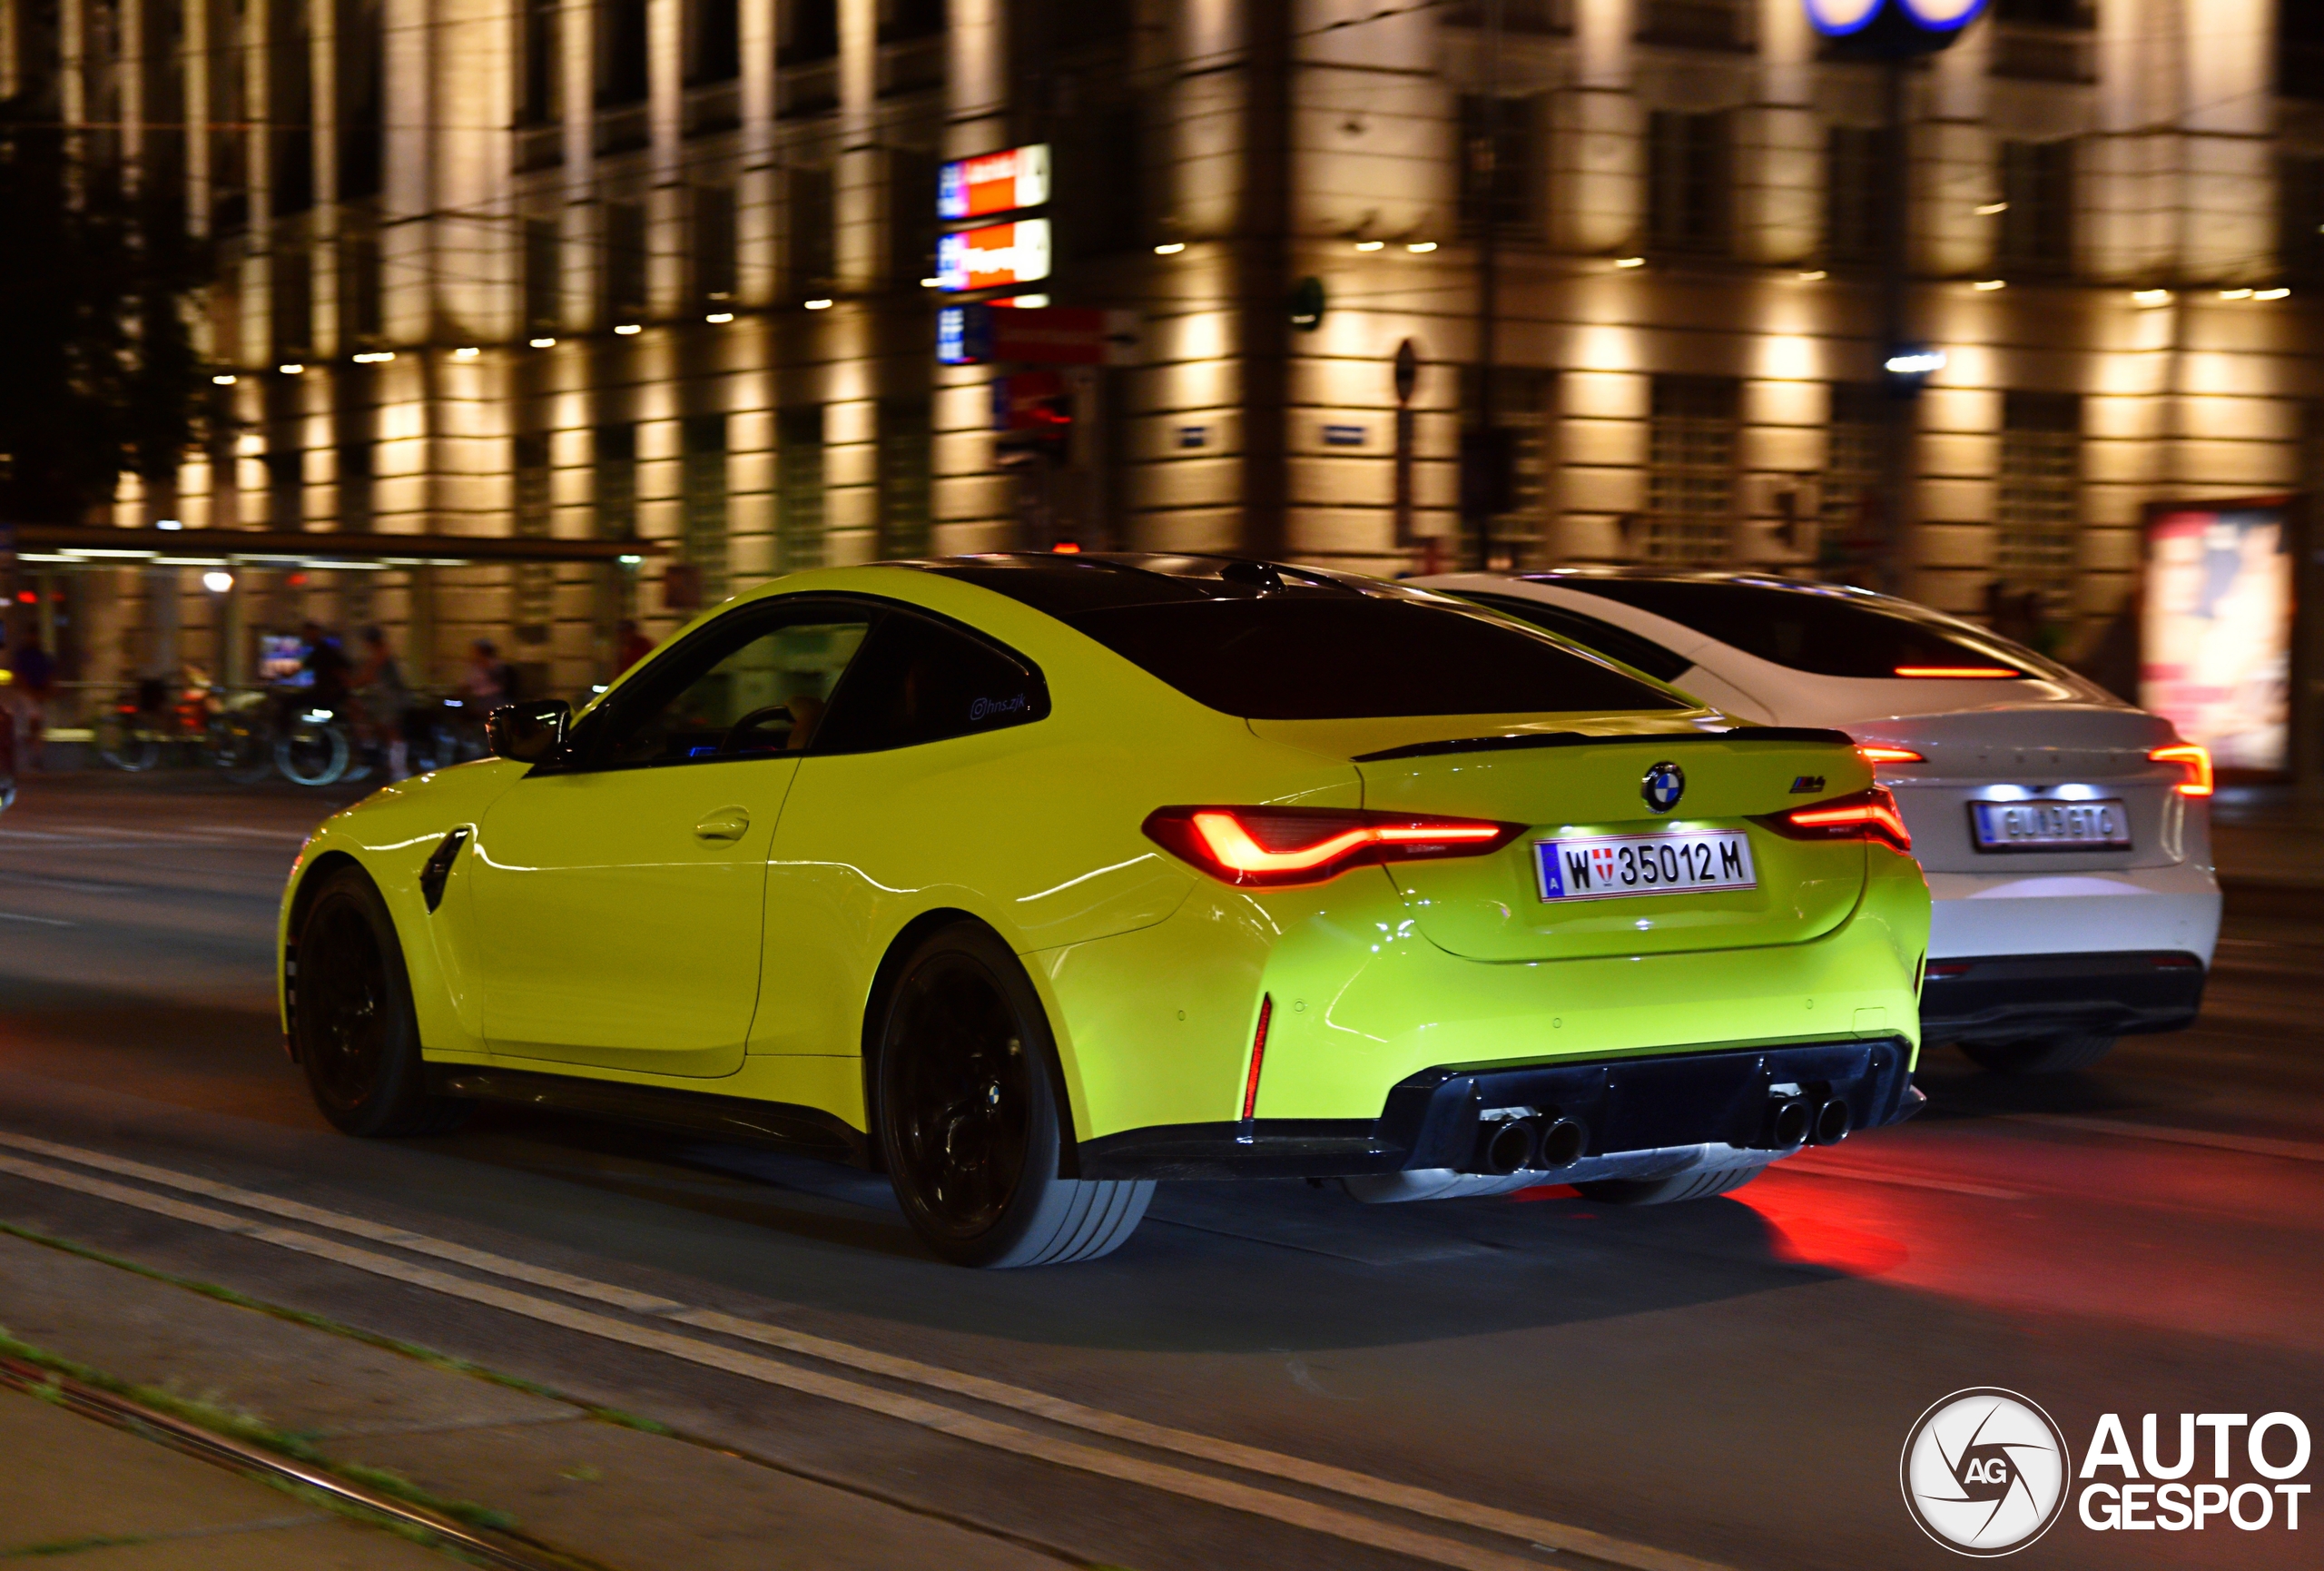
464,638 -> 520,705
613,618 -> 654,677
354,626 -> 416,780
300,621 -> 353,710
7,628 -> 55,766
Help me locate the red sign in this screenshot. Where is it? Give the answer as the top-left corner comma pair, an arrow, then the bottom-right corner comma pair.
989,307 -> 1110,365
936,219 -> 1052,292
939,144 -> 1051,221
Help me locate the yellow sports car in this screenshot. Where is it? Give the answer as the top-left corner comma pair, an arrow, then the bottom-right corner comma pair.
281,555 -> 1930,1266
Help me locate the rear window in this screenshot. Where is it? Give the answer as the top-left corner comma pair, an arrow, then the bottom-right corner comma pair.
1548,579 -> 2061,680
1450,592 -> 1695,683
1061,597 -> 1689,719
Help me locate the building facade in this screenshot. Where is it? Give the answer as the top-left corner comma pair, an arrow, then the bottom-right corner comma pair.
3,0 -> 2321,695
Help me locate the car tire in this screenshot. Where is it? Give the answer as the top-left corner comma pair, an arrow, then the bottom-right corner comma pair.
293,865 -> 470,1138
1576,1159 -> 1768,1207
1958,1033 -> 2118,1074
873,921 -> 1151,1268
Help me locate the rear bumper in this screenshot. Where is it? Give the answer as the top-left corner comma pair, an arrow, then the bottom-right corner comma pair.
1925,863 -> 2221,967
1078,1036 -> 1917,1181
1919,951 -> 2206,1042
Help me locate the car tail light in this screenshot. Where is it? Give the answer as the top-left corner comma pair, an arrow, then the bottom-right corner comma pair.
1142,805 -> 1525,888
1757,786 -> 1913,855
2148,743 -> 2213,798
1892,666 -> 2022,679
1856,744 -> 1925,766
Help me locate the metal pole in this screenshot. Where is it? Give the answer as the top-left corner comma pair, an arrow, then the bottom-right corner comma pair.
1876,56 -> 1910,596
1472,0 -> 1504,572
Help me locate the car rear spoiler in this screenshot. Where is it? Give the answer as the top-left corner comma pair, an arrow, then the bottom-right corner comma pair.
1354,726 -> 1856,764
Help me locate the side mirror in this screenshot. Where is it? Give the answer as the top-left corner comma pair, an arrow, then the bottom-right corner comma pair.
487,699 -> 570,764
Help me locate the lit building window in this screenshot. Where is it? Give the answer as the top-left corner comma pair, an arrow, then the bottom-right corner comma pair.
1996,391 -> 2083,616
1822,383 -> 1885,561
1646,376 -> 1739,565
1997,140 -> 2076,276
2281,155 -> 2324,285
1825,128 -> 1894,271
1648,112 -> 1731,257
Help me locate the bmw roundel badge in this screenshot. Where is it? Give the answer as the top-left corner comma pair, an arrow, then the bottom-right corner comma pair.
1641,761 -> 1685,814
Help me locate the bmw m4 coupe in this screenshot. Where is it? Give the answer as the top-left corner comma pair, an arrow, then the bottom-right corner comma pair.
281,555 -> 1930,1267
1420,568 -> 2220,1073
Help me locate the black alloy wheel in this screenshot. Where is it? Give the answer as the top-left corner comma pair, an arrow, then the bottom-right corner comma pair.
884,945 -> 1035,1238
874,923 -> 1151,1268
294,865 -> 468,1136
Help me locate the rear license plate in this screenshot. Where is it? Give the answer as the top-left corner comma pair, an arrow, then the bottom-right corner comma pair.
1535,831 -> 1758,902
1968,798 -> 2131,851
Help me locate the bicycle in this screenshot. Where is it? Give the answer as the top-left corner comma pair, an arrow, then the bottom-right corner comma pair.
96,678 -> 215,772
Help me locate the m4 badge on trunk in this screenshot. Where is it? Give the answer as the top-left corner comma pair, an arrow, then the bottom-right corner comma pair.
1641,760 -> 1685,814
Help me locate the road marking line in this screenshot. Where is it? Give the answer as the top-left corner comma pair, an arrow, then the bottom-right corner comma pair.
0,911 -> 75,926
2003,1115 -> 2324,1165
0,1135 -> 1729,1571
1770,1159 -> 2022,1200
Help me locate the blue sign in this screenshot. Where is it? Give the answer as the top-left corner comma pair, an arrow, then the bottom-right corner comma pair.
1177,426 -> 1207,450
937,304 -> 995,365
1322,424 -> 1367,448
1803,0 -> 1985,49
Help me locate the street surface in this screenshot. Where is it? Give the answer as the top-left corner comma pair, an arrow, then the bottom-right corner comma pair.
0,773 -> 2317,1570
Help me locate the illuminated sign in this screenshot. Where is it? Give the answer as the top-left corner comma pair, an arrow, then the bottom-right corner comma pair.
935,219 -> 1053,292
2141,500 -> 2293,772
938,144 -> 1051,222
940,303 -> 1139,365
1803,0 -> 1986,41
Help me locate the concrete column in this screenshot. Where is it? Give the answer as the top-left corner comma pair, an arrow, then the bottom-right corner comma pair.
2179,0 -> 2273,283
1921,10 -> 1992,279
1739,0 -> 1818,267
560,0 -> 593,331
2086,0 -> 2171,283
1560,0 -> 1640,255
117,0 -> 143,182
185,0 -> 212,236
380,0 -> 432,344
649,0 -> 684,314
1285,0 -> 1450,566
944,0 -> 1007,161
736,0 -> 776,307
311,0 -> 341,359
931,0 -> 1012,548
835,0 -> 877,291
57,0 -> 84,127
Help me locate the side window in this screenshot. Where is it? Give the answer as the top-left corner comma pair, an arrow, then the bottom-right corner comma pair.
812,612 -> 1049,754
587,603 -> 874,766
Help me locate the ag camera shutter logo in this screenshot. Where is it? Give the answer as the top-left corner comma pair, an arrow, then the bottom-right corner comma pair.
1901,1388 -> 2072,1556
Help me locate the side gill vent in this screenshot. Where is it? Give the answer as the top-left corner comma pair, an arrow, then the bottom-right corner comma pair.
419,829 -> 471,913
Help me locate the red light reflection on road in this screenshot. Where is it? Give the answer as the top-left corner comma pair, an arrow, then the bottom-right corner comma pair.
1734,1188 -> 1910,1277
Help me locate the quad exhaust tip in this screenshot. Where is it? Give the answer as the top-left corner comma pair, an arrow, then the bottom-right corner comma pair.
1811,1096 -> 1852,1146
1767,1096 -> 1814,1150
1473,1113 -> 1591,1175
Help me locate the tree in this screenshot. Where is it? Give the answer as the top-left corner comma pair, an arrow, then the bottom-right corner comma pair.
0,105 -> 213,526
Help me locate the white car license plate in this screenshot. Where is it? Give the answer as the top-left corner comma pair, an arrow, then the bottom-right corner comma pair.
1969,798 -> 2131,851
1535,831 -> 1757,902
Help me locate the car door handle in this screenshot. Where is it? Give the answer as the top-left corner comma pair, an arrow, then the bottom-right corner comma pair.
694,807 -> 751,842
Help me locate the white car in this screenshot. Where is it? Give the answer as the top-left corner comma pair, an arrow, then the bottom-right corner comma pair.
1416,570 -> 2220,1073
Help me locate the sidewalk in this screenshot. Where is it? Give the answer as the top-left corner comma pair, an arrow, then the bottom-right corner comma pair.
0,1228 -> 1069,1571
